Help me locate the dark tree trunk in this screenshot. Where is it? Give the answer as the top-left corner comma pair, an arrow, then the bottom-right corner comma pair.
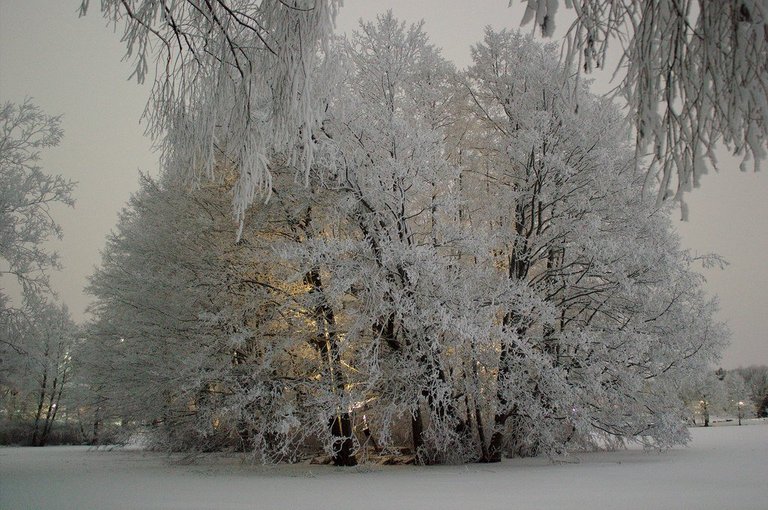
31,369 -> 49,446
293,205 -> 358,466
484,320 -> 528,462
91,407 -> 102,445
411,407 -> 424,457
485,335 -> 515,463
329,414 -> 357,466
305,267 -> 357,467
484,195 -> 535,463
39,369 -> 66,446
475,404 -> 489,461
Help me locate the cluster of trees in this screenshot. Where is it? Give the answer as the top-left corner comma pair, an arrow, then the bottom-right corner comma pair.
734,366 -> 768,418
0,100 -> 79,446
681,366 -> 768,426
82,16 -> 726,465
79,0 -> 768,221
4,0 -> 765,460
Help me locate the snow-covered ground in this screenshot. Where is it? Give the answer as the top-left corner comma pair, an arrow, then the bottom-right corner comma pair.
2,421 -> 766,510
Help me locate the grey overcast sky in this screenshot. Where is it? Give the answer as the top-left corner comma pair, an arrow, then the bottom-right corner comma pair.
1,0 -> 766,368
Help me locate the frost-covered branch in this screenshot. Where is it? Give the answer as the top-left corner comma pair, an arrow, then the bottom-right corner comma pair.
516,0 -> 768,213
80,0 -> 340,230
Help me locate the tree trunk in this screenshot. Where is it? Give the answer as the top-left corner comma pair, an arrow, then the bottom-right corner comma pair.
484,197 -> 534,462
39,368 -> 66,446
329,413 -> 357,466
296,205 -> 357,466
91,407 -> 102,445
31,369 -> 49,446
411,406 -> 424,458
484,319 -> 528,462
305,267 -> 357,467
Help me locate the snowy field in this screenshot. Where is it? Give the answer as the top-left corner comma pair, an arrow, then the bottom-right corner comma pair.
2,422 -> 766,510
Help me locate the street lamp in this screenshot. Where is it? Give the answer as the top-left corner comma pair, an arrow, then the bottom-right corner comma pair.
738,401 -> 744,426
699,400 -> 709,427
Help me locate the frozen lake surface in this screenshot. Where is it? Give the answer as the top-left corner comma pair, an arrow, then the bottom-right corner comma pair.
2,422 -> 766,509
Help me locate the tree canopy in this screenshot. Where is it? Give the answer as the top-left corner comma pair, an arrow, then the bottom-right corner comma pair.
81,0 -> 767,223
0,100 -> 75,353
518,0 -> 767,213
82,18 -> 727,464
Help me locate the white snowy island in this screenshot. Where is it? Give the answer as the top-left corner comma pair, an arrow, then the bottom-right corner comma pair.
1,421 -> 766,510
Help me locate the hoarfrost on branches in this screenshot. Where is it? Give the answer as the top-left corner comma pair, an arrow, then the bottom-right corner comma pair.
84,1 -> 767,225
0,296 -> 77,446
81,17 -> 728,465
0,100 -> 75,352
79,0 -> 340,233
515,0 -> 768,213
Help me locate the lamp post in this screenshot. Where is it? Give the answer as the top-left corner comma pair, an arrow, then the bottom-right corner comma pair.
700,400 -> 709,427
738,401 -> 744,426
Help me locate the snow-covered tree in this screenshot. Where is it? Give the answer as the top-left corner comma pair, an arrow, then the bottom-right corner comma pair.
680,370 -> 724,426
294,13 -> 531,464
85,172 -> 282,452
79,0 -> 340,232
696,367 -> 768,421
0,296 -> 77,446
732,365 -> 768,417
461,28 -> 726,460
84,2 -> 766,225
0,100 -> 75,353
722,371 -> 751,422
84,167 -> 365,462
82,15 -> 728,466
515,0 -> 768,211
